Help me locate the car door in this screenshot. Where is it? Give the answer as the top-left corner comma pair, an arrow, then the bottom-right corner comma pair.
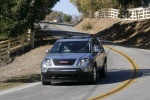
97,38 -> 106,65
93,38 -> 104,70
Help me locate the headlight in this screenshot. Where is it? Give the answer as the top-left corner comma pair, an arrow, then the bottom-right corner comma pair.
78,58 -> 89,66
43,59 -> 52,66
41,59 -> 52,73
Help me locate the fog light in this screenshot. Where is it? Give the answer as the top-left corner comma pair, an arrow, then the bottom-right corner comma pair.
83,67 -> 90,72
42,68 -> 48,73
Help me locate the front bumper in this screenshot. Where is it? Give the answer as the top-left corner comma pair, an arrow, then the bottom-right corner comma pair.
41,68 -> 92,83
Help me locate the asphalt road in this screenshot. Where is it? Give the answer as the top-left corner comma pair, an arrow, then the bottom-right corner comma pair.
0,23 -> 150,100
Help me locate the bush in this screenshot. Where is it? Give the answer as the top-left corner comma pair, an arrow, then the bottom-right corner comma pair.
82,22 -> 93,31
0,36 -> 7,42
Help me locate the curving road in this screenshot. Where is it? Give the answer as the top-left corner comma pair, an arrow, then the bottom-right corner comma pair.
0,23 -> 150,100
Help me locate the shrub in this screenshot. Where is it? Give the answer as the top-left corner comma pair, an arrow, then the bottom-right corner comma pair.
82,22 -> 93,31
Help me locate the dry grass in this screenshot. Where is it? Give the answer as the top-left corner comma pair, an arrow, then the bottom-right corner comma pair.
0,40 -> 54,90
75,18 -> 150,49
0,82 -> 23,90
75,18 -> 119,34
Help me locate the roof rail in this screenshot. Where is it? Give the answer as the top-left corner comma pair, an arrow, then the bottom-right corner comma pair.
63,34 -> 95,39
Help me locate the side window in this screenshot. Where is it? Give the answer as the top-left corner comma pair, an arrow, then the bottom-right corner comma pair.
93,38 -> 100,48
93,38 -> 103,52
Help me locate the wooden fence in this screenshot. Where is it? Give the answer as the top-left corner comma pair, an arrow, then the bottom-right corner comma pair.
0,32 -> 35,66
127,7 -> 150,20
95,7 -> 150,20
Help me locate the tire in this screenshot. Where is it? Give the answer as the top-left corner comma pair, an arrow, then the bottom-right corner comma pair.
41,75 -> 51,85
42,81 -> 50,85
89,66 -> 97,84
99,61 -> 107,78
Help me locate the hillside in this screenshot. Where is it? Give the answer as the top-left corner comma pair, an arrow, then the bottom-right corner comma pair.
74,18 -> 150,49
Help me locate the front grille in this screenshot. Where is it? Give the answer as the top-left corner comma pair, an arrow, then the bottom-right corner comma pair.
53,59 -> 76,65
54,74 -> 79,78
48,68 -> 82,72
44,74 -> 79,79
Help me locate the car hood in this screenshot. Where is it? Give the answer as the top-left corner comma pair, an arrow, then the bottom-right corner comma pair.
45,53 -> 91,60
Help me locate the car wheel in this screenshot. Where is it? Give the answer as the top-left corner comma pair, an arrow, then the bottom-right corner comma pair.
41,75 -> 51,85
99,61 -> 107,78
90,66 -> 97,84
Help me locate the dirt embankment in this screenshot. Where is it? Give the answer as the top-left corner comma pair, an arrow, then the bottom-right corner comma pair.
0,40 -> 56,90
75,18 -> 150,49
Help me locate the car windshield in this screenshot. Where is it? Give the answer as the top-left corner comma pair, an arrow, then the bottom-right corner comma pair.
50,41 -> 91,53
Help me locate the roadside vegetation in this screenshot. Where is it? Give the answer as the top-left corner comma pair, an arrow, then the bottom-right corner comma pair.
45,11 -> 73,23
0,74 -> 40,90
97,20 -> 150,49
63,15 -> 72,23
82,22 -> 93,31
75,18 -> 150,49
70,0 -> 141,18
71,0 -> 150,49
0,0 -> 59,40
0,43 -> 53,90
0,0 -> 59,90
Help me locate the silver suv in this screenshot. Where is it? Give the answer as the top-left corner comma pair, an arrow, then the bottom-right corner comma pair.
41,35 -> 107,85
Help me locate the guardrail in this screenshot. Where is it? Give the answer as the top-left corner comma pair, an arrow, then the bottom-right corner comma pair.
0,32 -> 35,66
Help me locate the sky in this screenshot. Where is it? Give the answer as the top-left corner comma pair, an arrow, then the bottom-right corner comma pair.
52,0 -> 80,16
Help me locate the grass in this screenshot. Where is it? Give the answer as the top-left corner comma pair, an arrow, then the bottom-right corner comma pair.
0,82 -> 23,90
0,74 -> 41,90
82,22 -> 93,31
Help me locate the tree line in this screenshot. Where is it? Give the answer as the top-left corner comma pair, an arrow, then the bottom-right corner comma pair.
70,0 -> 144,17
45,11 -> 72,23
0,0 -> 59,40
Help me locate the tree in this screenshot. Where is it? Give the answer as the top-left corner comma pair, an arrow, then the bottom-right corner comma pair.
70,0 -> 117,17
0,0 -> 59,39
70,0 -> 142,18
45,11 -> 63,21
63,15 -> 72,23
0,0 -> 29,38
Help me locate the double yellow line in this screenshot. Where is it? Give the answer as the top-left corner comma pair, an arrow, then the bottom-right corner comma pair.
89,45 -> 139,100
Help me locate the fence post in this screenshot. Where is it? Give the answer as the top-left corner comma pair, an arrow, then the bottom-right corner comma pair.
7,40 -> 11,58
0,55 -> 2,67
22,35 -> 25,51
32,31 -> 35,48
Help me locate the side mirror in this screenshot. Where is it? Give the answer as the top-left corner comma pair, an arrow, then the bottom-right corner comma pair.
45,50 -> 49,53
94,46 -> 101,53
94,48 -> 101,53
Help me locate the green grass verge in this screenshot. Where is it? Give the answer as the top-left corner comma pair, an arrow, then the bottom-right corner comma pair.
0,82 -> 23,90
0,74 -> 41,90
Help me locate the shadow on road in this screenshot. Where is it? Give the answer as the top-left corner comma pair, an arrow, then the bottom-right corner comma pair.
97,69 -> 143,85
96,20 -> 150,49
